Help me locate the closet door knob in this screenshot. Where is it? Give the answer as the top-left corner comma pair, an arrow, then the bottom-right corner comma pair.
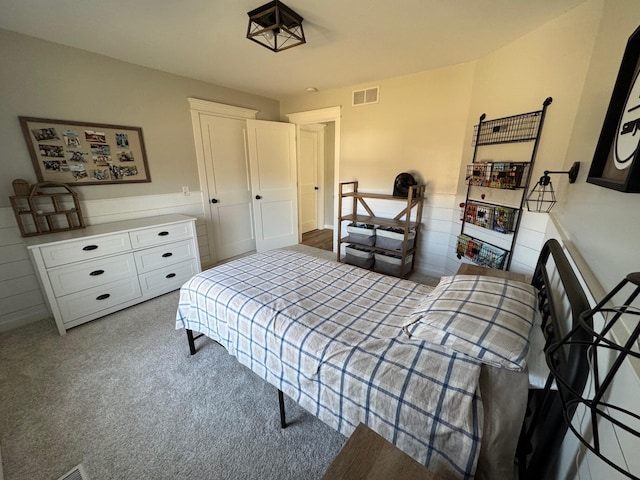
255,195 -> 262,200
211,198 -> 219,204
314,186 -> 319,190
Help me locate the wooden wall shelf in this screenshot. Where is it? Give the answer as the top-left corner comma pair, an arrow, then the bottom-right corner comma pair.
10,181 -> 85,237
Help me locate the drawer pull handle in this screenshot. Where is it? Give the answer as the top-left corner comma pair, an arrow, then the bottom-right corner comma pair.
83,245 -> 98,251
162,252 -> 173,258
158,231 -> 170,236
166,273 -> 176,278
96,293 -> 110,301
90,270 -> 105,276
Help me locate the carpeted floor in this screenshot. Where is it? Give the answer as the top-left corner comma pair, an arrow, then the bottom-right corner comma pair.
0,295 -> 348,480
0,245 -> 440,480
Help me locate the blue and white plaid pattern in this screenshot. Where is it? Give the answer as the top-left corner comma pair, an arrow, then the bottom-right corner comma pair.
176,250 -> 483,480
404,275 -> 538,371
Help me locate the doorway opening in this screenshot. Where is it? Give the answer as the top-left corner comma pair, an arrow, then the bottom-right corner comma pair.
286,107 -> 341,253
301,228 -> 333,251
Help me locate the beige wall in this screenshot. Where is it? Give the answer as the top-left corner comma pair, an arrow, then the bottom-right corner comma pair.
555,0 -> 640,295
453,0 -> 603,274
552,3 -> 640,475
0,28 -> 280,207
280,1 -> 607,277
459,0 -> 603,195
281,62 -> 475,197
281,64 -> 476,276
0,28 -> 279,331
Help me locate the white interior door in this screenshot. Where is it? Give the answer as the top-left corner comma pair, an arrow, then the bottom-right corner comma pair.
246,120 -> 298,252
285,107 -> 341,252
200,114 -> 255,260
298,125 -> 325,234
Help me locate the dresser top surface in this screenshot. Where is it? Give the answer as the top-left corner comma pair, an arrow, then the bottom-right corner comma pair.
24,214 -> 196,248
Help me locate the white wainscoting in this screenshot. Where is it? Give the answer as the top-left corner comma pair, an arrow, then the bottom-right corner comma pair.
413,193 -> 457,278
0,191 -> 206,333
0,187 -> 566,332
441,194 -> 551,278
0,206 -> 49,333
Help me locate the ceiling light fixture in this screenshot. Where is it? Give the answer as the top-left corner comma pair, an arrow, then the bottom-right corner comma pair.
246,0 -> 306,53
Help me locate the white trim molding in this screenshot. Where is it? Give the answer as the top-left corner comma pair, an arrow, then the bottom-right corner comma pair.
286,106 -> 341,124
187,98 -> 258,119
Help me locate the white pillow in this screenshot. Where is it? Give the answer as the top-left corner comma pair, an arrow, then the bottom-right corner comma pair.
403,275 -> 539,371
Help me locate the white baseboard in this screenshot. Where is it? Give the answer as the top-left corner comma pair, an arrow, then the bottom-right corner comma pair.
0,305 -> 50,333
0,442 -> 4,480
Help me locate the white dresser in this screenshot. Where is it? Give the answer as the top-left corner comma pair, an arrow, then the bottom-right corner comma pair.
25,214 -> 201,335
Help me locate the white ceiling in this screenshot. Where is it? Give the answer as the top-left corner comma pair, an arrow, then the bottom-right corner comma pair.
0,0 -> 587,100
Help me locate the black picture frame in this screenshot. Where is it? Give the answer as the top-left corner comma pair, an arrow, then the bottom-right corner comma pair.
587,25 -> 640,192
19,116 -> 151,186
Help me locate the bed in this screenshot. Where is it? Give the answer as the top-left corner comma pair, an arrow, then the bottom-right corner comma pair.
518,239 -> 593,479
175,241 -> 591,480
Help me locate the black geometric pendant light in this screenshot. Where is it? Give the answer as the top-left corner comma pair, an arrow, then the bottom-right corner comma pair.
246,0 -> 306,52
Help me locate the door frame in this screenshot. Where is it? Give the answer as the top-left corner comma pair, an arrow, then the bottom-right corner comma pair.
187,98 -> 258,265
298,124 -> 326,233
286,106 -> 341,251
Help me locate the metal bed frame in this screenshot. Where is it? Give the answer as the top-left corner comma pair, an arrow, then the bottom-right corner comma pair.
518,239 -> 593,479
186,328 -> 289,428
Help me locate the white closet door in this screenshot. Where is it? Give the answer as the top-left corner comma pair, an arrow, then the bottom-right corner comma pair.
246,120 -> 298,252
200,114 -> 255,260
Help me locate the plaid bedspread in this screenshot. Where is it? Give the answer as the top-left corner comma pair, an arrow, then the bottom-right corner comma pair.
176,249 -> 484,480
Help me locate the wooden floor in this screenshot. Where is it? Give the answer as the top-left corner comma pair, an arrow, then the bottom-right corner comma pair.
301,229 -> 333,252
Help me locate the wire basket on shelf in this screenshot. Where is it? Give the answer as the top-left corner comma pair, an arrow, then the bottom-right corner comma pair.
456,234 -> 508,269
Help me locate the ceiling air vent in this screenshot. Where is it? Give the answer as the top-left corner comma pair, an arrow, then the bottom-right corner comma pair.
352,87 -> 379,106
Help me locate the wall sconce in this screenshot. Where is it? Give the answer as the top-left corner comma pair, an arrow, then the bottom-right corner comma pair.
547,272 -> 640,480
526,162 -> 580,212
247,0 -> 306,52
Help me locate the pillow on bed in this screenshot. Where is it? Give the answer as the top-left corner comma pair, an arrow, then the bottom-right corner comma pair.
403,275 -> 539,371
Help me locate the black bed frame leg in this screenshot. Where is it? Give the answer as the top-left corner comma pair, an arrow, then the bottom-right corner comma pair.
186,329 -> 197,355
278,390 -> 287,429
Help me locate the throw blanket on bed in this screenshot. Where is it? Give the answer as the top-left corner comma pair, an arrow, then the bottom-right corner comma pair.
176,249 -> 484,480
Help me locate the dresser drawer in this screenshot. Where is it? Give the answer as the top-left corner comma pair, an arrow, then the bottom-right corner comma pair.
48,253 -> 137,297
139,260 -> 199,295
58,278 -> 142,323
39,233 -> 132,268
134,239 -> 196,273
129,221 -> 193,249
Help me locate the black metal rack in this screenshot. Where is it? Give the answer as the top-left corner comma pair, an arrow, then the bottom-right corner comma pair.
457,97 -> 552,270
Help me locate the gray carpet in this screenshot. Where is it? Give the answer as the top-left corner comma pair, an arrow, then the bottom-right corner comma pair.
0,245 -> 440,480
0,288 -> 351,480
